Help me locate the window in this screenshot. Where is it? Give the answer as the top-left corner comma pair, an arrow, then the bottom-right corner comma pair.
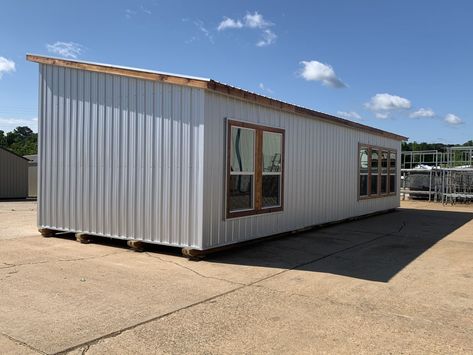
389,151 -> 396,193
381,151 -> 388,194
359,148 -> 369,197
371,149 -> 379,196
358,144 -> 397,199
262,131 -> 282,208
227,120 -> 284,218
228,127 -> 255,212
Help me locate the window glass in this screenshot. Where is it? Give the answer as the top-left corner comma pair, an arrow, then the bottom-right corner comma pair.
389,151 -> 396,193
230,127 -> 254,173
381,151 -> 388,170
381,175 -> 387,194
389,175 -> 396,194
262,132 -> 282,172
262,175 -> 280,207
380,151 -> 388,194
359,148 -> 369,196
389,151 -> 396,170
371,149 -> 379,195
371,149 -> 379,173
228,175 -> 253,211
262,131 -> 282,208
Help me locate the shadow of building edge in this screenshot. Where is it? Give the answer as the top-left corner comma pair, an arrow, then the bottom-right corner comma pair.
204,207 -> 473,283
42,207 -> 473,283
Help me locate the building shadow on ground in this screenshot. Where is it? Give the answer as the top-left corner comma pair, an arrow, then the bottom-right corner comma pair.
204,208 -> 473,282
46,207 -> 473,283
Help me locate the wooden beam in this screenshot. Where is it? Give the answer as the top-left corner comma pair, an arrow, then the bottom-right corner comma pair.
75,233 -> 94,244
26,54 -> 209,89
38,228 -> 56,238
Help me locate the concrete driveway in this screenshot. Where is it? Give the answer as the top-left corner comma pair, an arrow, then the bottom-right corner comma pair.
1,200 -> 472,354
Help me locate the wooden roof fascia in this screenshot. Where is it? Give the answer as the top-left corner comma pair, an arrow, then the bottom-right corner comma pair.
27,54 -> 408,141
207,80 -> 408,141
26,54 -> 209,89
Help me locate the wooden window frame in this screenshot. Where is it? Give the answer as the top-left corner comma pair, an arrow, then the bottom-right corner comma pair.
226,119 -> 285,219
358,143 -> 397,200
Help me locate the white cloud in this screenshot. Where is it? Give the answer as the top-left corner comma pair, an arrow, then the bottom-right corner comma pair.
217,11 -> 276,46
258,82 -> 274,94
410,108 -> 435,118
257,29 -> 277,47
243,11 -> 271,28
365,93 -> 411,117
0,57 -> 15,79
217,17 -> 243,30
46,42 -> 83,59
299,60 -> 346,88
0,117 -> 38,132
444,113 -> 463,125
337,111 -> 361,120
375,112 -> 389,119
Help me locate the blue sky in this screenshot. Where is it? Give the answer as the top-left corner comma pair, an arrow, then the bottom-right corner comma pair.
0,0 -> 472,143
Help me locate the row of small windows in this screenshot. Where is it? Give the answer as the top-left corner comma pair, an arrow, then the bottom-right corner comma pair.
359,146 -> 397,198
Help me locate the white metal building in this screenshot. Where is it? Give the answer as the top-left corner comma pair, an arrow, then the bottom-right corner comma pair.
28,54 -> 407,253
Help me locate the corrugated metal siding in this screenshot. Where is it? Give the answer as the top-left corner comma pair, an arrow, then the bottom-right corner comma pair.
38,64 -> 205,248
0,148 -> 28,199
203,91 -> 401,249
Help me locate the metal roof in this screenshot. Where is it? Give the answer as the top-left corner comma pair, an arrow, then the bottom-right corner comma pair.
0,146 -> 31,161
27,54 -> 408,141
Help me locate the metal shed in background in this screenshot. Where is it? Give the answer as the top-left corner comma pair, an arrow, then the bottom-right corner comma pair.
27,54 -> 407,254
24,154 -> 38,198
0,147 -> 29,199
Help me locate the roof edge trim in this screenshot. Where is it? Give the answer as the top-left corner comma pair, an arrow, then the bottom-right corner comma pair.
26,54 -> 209,89
208,81 -> 407,141
0,146 -> 31,161
26,54 -> 408,141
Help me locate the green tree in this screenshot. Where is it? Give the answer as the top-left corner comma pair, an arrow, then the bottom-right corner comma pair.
1,126 -> 38,155
0,130 -> 6,147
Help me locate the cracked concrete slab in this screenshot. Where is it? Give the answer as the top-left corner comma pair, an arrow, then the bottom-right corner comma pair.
0,334 -> 42,355
77,285 -> 473,354
1,200 -> 472,354
0,235 -> 238,354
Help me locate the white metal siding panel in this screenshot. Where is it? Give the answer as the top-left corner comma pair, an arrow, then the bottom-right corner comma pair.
203,91 -> 401,249
38,64 -> 205,248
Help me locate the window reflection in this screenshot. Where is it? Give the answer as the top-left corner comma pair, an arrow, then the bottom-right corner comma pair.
230,127 -> 254,173
359,148 -> 369,196
263,132 -> 282,172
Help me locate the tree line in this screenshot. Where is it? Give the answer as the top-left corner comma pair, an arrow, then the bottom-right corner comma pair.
401,140 -> 473,152
0,125 -> 471,157
0,126 -> 38,156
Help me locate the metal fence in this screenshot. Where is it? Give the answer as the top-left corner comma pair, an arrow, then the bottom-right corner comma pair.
401,147 -> 473,169
401,168 -> 473,204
